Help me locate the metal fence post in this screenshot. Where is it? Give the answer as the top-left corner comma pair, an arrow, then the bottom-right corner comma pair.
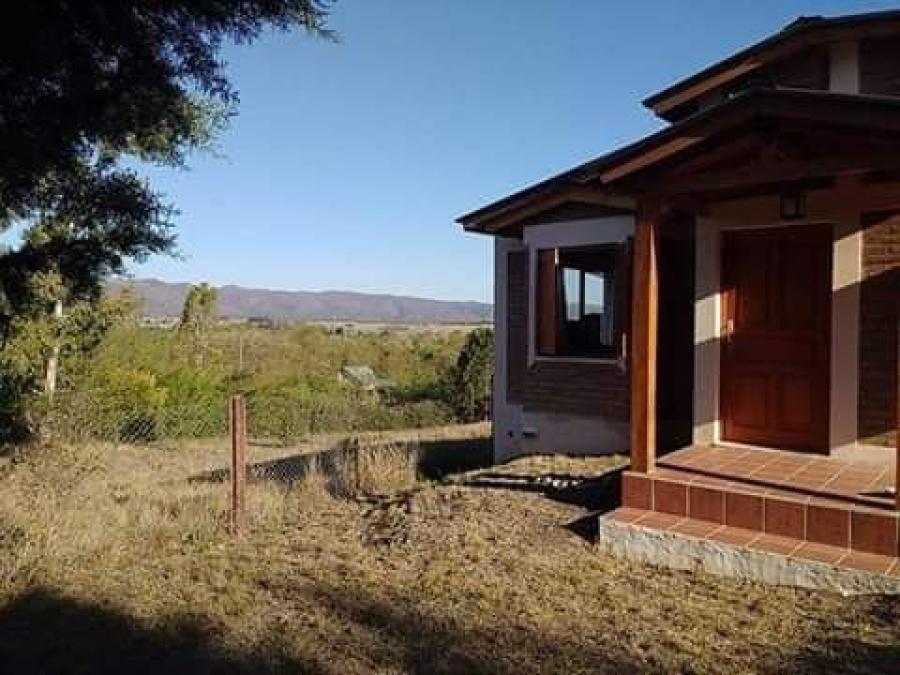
230,394 -> 247,535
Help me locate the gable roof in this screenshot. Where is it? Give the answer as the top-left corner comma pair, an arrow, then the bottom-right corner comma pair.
457,87 -> 900,232
458,10 -> 900,235
644,10 -> 900,120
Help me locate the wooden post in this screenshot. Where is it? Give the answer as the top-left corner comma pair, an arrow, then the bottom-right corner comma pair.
230,394 -> 247,535
896,315 -> 899,511
630,200 -> 660,474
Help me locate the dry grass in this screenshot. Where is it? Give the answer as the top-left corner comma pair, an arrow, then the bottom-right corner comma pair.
0,426 -> 897,674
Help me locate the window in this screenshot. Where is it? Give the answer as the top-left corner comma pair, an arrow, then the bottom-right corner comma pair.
536,244 -> 628,359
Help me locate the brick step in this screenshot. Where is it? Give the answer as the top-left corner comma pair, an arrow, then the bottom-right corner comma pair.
605,507 -> 900,577
622,469 -> 900,557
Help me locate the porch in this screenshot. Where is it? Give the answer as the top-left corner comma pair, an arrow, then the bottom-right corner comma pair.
615,89 -> 900,576
621,445 -> 898,564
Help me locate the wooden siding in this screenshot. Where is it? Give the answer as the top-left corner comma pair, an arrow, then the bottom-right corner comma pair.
859,210 -> 899,447
505,249 -> 629,419
769,47 -> 829,91
860,38 -> 900,98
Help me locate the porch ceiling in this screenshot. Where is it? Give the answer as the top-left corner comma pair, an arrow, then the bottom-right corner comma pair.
598,88 -> 900,197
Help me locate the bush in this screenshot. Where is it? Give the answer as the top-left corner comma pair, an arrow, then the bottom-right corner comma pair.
448,328 -> 493,423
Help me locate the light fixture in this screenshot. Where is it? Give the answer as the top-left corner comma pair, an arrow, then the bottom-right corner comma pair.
780,193 -> 806,220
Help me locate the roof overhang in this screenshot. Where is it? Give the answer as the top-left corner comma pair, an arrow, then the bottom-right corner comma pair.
458,183 -> 634,236
643,10 -> 900,121
457,88 -> 900,234
600,88 -> 900,193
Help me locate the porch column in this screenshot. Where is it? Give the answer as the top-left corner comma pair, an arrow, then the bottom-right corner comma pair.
630,199 -> 659,473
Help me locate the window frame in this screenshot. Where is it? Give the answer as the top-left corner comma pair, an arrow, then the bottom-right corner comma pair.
529,242 -> 628,365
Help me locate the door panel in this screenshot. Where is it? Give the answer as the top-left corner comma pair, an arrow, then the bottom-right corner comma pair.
720,225 -> 831,451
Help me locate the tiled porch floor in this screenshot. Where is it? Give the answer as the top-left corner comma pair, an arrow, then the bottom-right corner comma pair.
606,507 -> 900,578
660,444 -> 896,509
621,444 -> 899,559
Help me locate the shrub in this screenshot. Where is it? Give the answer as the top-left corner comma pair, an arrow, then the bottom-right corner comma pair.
448,328 -> 493,423
92,367 -> 168,442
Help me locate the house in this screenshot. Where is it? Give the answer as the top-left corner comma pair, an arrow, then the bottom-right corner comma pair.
459,11 -> 900,561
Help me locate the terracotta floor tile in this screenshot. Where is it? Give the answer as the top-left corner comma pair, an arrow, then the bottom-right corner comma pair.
728,481 -> 769,495
793,541 -> 848,565
707,526 -> 759,548
654,479 -> 688,516
670,519 -> 720,539
690,474 -> 731,488
764,496 -> 806,539
748,534 -> 802,556
806,503 -> 850,548
653,467 -> 690,481
794,468 -> 841,481
622,472 -> 652,510
838,551 -> 897,575
791,478 -> 833,491
605,507 -> 645,524
634,512 -> 684,531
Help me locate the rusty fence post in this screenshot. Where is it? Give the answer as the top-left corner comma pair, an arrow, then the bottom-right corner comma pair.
230,394 -> 247,535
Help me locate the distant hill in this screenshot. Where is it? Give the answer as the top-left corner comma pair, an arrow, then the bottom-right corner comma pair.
108,279 -> 493,324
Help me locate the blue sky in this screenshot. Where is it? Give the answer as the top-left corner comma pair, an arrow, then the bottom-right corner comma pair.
129,0 -> 897,303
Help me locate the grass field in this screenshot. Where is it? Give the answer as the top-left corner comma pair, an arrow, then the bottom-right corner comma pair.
0,424 -> 897,674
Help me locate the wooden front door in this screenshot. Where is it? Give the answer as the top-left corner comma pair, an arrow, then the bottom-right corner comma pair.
720,224 -> 831,452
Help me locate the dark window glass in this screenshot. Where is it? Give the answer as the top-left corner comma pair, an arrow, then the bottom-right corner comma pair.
536,244 -> 625,358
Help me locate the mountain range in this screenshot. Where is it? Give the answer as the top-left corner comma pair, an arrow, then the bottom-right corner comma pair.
108,279 -> 492,324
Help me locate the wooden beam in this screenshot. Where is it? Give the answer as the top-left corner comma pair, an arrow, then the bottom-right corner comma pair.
630,199 -> 659,473
482,187 -> 634,234
654,151 -> 900,197
601,136 -> 704,184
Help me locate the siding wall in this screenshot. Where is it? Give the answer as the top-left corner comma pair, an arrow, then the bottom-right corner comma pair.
505,249 -> 628,421
858,210 -> 899,447
860,38 -> 900,97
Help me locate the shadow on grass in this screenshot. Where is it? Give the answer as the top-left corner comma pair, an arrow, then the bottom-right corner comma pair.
291,579 -> 648,674
773,595 -> 900,674
0,588 -> 322,675
461,466 -> 624,513
287,579 -> 899,674
190,436 -> 493,487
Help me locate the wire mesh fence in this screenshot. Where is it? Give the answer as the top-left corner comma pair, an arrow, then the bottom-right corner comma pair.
38,390 -> 230,445
35,389 -> 480,449
10,385 -> 493,545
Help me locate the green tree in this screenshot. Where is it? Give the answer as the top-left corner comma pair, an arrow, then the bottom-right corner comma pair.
179,283 -> 219,366
449,328 -> 494,423
0,1 -> 333,433
0,272 -> 135,439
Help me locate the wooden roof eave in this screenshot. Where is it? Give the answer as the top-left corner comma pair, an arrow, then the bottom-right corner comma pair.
599,89 -> 900,190
644,11 -> 900,120
458,88 -> 900,235
470,187 -> 636,236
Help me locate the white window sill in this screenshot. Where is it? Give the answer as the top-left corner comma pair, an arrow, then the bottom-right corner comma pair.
530,355 -> 625,367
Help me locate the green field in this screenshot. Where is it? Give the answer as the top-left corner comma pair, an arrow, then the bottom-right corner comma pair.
40,321 -> 490,444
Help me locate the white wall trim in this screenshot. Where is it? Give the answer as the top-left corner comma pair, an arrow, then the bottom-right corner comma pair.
493,237 -> 524,462
693,216 -> 722,445
829,40 -> 860,95
523,216 -> 635,366
829,217 -> 862,452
